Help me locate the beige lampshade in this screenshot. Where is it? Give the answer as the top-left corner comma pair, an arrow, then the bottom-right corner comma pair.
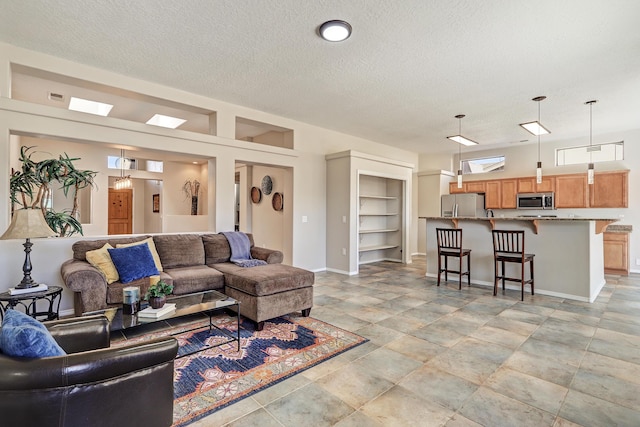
0,209 -> 57,240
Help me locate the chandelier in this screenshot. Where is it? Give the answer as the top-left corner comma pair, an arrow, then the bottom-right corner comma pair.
115,149 -> 132,190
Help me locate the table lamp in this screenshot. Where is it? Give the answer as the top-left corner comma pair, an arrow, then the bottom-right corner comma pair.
0,209 -> 57,289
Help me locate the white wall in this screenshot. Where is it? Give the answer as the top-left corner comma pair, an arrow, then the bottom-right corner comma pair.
144,180 -> 162,233
249,164 -> 293,264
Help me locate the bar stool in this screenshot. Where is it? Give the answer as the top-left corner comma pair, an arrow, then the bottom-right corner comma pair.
491,230 -> 535,301
436,228 -> 471,289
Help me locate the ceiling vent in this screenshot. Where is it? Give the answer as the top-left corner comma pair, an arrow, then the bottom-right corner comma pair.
48,92 -> 65,102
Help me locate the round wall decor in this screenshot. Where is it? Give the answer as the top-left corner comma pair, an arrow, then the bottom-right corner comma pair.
272,192 -> 283,211
250,186 -> 262,203
261,175 -> 273,195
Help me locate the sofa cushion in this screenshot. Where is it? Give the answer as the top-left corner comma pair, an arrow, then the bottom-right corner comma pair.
153,234 -> 205,269
203,233 -> 255,264
108,243 -> 159,284
214,263 -> 314,296
85,243 -> 119,284
0,309 -> 66,358
72,236 -> 150,261
164,265 -> 224,295
116,237 -> 163,272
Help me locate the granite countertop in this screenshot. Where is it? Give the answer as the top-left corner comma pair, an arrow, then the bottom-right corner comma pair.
419,216 -> 621,222
605,224 -> 632,233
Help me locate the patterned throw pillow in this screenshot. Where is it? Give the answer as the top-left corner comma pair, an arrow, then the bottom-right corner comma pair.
108,243 -> 159,284
0,309 -> 66,358
86,243 -> 119,284
117,237 -> 163,272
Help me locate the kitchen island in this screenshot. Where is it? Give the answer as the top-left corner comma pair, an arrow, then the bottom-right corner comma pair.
420,216 -> 620,302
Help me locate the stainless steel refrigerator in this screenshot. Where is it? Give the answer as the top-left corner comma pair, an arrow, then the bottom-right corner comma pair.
441,193 -> 486,217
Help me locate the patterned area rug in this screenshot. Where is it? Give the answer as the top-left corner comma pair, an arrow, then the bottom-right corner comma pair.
112,313 -> 367,426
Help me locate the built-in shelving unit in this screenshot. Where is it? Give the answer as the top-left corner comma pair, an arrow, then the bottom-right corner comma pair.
358,175 -> 403,264
325,150 -> 413,274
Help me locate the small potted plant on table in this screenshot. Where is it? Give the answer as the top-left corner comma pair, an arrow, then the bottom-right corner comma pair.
145,280 -> 174,309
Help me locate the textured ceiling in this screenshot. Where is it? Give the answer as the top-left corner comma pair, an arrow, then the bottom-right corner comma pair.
2,0 -> 640,155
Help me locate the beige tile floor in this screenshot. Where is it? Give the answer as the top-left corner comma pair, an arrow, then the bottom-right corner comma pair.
191,257 -> 640,427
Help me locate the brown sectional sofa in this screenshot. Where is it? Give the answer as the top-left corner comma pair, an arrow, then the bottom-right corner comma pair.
60,233 -> 314,329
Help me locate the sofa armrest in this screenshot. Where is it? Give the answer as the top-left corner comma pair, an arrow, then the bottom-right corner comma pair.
251,247 -> 283,264
45,314 -> 110,354
0,337 -> 178,391
60,258 -> 109,315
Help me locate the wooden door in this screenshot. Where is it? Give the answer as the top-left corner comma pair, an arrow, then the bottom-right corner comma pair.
555,174 -> 588,208
500,179 -> 517,209
518,176 -> 555,193
465,181 -> 486,193
604,232 -> 628,275
485,181 -> 501,209
108,189 -> 133,235
589,170 -> 628,208
449,181 -> 465,194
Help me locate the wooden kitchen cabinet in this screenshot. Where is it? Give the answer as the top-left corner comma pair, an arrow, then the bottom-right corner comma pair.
465,181 -> 486,193
449,180 -> 485,194
482,179 -> 516,209
589,170 -> 628,208
517,176 -> 555,193
449,181 -> 465,194
485,180 -> 501,209
555,174 -> 588,208
604,232 -> 629,275
500,179 -> 517,209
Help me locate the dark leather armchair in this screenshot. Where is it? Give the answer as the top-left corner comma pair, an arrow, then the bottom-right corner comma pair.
0,314 -> 178,427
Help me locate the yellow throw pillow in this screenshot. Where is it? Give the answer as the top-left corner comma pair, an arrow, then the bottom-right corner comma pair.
117,237 -> 163,272
86,243 -> 119,284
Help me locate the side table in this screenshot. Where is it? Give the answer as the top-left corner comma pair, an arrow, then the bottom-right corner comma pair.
0,285 -> 63,321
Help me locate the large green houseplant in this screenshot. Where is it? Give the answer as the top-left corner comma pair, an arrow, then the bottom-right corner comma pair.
9,146 -> 98,237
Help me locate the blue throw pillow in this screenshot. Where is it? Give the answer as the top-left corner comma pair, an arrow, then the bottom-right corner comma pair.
108,242 -> 159,283
0,309 -> 66,358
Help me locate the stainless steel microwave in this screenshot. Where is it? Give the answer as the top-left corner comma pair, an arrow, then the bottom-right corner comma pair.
516,192 -> 555,210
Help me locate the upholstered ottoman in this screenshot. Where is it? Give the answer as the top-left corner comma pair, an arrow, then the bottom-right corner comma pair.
212,263 -> 314,330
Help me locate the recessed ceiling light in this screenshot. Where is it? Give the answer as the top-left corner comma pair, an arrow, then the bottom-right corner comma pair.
319,20 -> 352,42
146,114 -> 187,129
68,97 -> 113,116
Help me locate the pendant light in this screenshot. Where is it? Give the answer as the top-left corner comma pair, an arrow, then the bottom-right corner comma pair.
585,100 -> 597,185
114,149 -> 132,190
455,114 -> 466,188
520,96 -> 549,184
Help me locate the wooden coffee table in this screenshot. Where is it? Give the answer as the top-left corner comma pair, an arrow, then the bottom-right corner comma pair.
85,289 -> 240,356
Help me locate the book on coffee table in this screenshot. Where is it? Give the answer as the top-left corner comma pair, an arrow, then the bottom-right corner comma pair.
138,303 -> 176,318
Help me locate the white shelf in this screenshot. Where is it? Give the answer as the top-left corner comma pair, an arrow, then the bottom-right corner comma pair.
359,212 -> 398,216
360,195 -> 397,200
359,228 -> 399,234
359,244 -> 399,252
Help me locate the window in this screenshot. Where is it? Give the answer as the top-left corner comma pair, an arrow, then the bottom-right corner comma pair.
461,155 -> 505,174
107,156 -> 164,173
145,160 -> 164,173
107,155 -> 137,170
556,141 -> 624,166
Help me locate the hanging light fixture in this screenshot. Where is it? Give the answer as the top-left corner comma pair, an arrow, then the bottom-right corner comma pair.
447,114 -> 478,147
519,96 -> 548,184
449,114 -> 466,188
585,100 -> 598,185
114,149 -> 132,190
